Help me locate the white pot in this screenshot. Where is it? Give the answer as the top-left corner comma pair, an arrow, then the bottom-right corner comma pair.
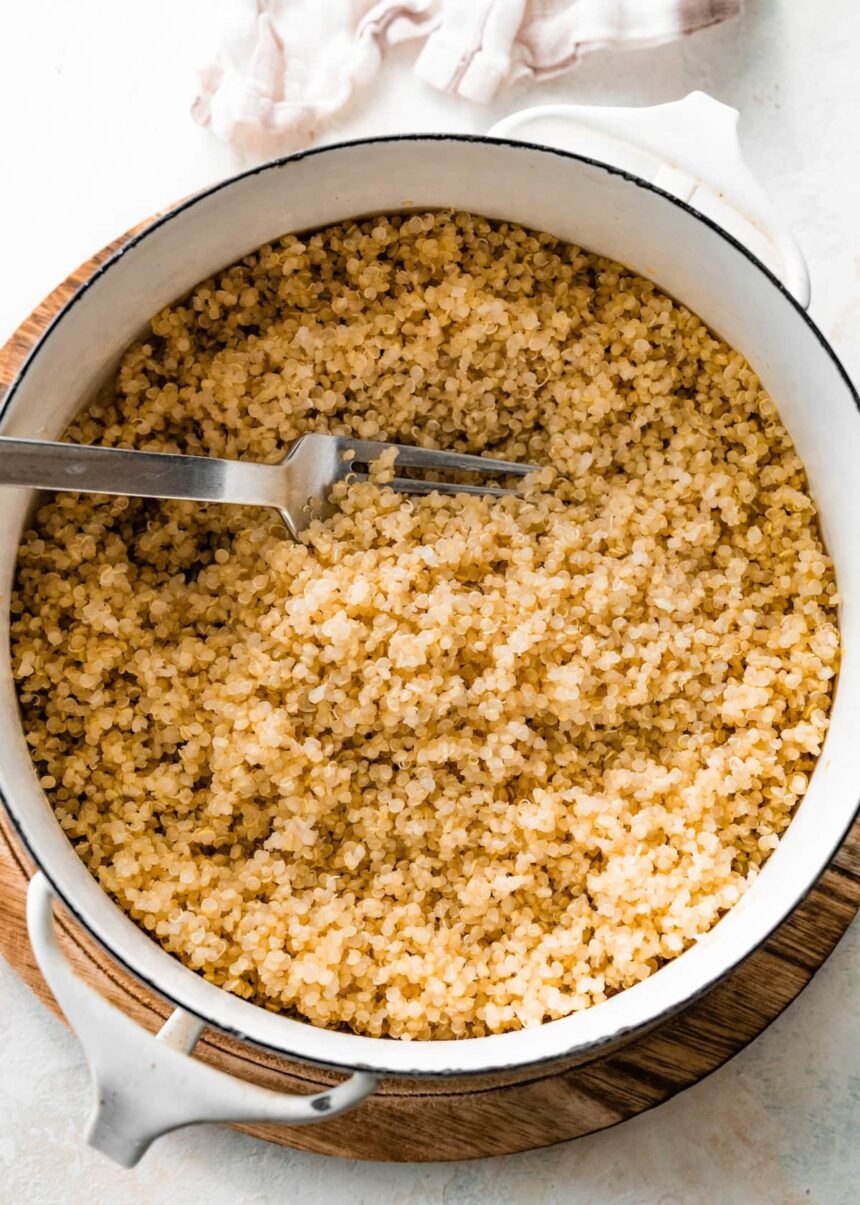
1,93 -> 857,1166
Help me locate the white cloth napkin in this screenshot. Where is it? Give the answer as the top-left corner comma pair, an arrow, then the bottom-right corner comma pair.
193,0 -> 743,153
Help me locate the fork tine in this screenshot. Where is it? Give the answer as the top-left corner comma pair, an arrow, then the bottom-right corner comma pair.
333,437 -> 537,477
347,472 -> 520,499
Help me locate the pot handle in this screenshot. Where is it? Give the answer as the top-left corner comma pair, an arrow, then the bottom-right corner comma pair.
26,873 -> 378,1167
489,91 -> 811,310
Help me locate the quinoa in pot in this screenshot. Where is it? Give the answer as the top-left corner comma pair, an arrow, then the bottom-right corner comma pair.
11,211 -> 839,1039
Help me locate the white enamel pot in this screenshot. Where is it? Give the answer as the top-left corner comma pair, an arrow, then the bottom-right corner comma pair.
1,93 -> 858,1167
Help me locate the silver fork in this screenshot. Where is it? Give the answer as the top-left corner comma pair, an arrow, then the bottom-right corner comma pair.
0,433 -> 537,538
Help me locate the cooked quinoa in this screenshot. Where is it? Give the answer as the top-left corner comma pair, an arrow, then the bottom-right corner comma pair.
11,211 -> 839,1039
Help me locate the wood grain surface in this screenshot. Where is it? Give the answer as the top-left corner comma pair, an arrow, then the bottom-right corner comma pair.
0,226 -> 857,1162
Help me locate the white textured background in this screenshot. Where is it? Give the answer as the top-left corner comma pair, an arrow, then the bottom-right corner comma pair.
1,2 -> 858,1201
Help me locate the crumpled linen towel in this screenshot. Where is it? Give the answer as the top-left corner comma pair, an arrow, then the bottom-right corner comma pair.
193,0 -> 743,153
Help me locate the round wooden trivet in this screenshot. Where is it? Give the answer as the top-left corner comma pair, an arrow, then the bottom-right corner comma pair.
1,229 -> 858,1162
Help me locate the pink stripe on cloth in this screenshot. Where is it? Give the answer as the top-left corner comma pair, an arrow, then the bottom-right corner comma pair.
193,0 -> 743,151
504,0 -> 745,86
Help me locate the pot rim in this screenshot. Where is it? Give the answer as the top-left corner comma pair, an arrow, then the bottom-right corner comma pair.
1,132 -> 858,1079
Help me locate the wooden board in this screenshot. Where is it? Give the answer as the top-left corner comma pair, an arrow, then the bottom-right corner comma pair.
0,227 -> 858,1162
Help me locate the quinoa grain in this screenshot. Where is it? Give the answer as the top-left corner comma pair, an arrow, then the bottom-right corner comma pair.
11,212 -> 839,1039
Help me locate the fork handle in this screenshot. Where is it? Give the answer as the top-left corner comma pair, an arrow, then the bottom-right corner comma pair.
0,437 -> 287,511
